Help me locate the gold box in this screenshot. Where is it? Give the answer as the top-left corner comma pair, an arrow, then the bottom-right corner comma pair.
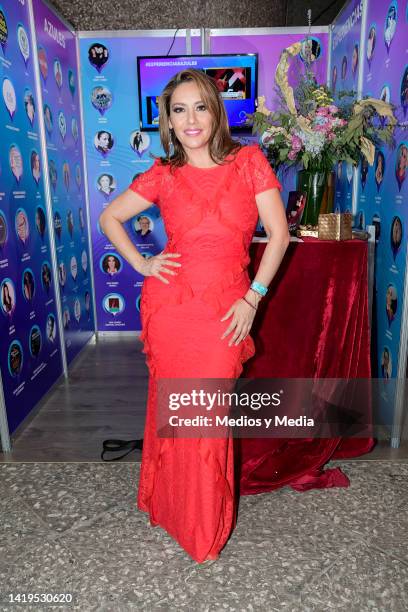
318,213 -> 353,241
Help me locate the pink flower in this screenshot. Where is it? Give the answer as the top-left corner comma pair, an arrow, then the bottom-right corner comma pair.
291,134 -> 302,152
328,105 -> 339,114
327,132 -> 336,141
316,107 -> 330,117
288,150 -> 298,160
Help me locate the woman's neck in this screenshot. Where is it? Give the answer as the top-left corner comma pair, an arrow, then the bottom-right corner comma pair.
185,147 -> 218,168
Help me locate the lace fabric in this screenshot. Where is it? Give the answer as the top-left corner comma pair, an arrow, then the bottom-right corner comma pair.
131,144 -> 281,562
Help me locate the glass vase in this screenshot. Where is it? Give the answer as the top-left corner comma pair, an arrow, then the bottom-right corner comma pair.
296,170 -> 335,226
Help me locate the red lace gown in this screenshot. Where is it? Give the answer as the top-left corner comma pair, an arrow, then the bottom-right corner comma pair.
129,144 -> 282,562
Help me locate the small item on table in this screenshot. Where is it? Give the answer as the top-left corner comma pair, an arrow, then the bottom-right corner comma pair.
286,190 -> 307,234
296,224 -> 318,238
318,212 -> 353,241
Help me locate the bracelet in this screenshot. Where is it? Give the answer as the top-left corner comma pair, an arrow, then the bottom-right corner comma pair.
242,296 -> 257,310
250,281 -> 268,297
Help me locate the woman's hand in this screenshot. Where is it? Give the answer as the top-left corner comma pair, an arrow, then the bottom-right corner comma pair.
220,298 -> 257,346
138,252 -> 181,284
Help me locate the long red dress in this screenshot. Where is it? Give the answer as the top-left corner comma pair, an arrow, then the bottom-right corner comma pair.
129,144 -> 282,562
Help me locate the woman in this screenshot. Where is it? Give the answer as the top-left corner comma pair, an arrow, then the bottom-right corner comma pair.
351,43 -> 359,77
97,174 -> 115,197
2,282 -> 13,314
375,151 -> 385,190
385,285 -> 397,323
135,215 -> 152,237
23,271 -> 34,300
95,130 -> 113,155
31,151 -> 41,185
103,254 -> 120,275
99,69 -> 289,563
396,144 -> 408,190
367,26 -> 376,63
24,91 -> 35,125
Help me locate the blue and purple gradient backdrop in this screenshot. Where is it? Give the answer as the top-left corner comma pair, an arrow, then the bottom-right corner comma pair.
0,0 -> 62,433
33,0 -> 95,363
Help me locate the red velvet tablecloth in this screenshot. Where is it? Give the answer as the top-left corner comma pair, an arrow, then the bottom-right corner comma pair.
238,238 -> 375,494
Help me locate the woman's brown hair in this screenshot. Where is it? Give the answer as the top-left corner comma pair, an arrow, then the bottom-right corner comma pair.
156,69 -> 241,168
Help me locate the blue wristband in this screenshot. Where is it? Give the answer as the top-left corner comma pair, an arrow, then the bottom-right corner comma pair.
250,281 -> 268,297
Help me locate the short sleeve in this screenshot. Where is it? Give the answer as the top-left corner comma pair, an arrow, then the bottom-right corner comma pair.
128,158 -> 163,204
248,144 -> 282,195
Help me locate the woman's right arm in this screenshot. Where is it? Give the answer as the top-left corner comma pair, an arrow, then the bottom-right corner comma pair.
99,189 -> 181,283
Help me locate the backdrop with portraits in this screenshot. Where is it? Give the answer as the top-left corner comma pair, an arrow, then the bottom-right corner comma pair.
78,33 -> 191,332
353,0 -> 408,440
32,0 -> 95,363
329,0 -> 364,213
0,0 -> 63,435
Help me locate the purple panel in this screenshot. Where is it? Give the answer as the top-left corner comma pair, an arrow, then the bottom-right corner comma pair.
32,0 -> 95,362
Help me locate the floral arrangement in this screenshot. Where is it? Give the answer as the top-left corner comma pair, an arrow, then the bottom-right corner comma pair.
250,42 -> 397,174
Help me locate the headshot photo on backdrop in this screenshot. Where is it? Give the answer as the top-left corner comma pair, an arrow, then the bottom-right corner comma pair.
1,1 -> 408,608
81,249 -> 88,273
35,206 -> 46,239
1,279 -> 15,316
15,209 -> 29,246
97,173 -> 116,197
24,89 -> 36,125
94,130 -> 114,155
0,213 -> 7,248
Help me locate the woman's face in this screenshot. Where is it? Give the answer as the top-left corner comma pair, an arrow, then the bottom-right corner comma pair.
107,256 -> 116,269
399,146 -> 408,170
392,221 -> 402,243
139,217 -> 150,232
99,175 -> 110,190
99,132 -> 110,148
352,47 -> 358,69
168,81 -> 214,159
17,213 -> 27,240
47,317 -> 54,336
33,155 -> 40,172
27,98 -> 34,117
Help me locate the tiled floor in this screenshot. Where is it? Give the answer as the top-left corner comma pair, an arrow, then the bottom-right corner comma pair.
0,460 -> 407,611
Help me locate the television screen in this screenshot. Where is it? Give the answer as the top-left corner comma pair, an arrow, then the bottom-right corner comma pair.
137,54 -> 258,131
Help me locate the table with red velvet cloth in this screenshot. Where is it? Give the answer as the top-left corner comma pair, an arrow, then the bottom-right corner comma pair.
238,238 -> 375,494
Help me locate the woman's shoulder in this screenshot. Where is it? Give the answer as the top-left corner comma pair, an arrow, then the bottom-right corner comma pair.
232,143 -> 266,169
234,143 -> 263,161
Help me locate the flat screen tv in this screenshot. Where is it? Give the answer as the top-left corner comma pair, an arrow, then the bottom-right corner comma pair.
137,54 -> 258,131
